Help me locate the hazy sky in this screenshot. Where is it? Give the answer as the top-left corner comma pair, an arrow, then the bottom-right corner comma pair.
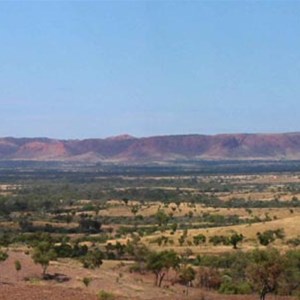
1,1 -> 300,139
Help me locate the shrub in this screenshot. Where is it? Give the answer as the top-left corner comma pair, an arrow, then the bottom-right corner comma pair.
81,249 -> 103,269
257,229 -> 285,246
287,237 -> 300,246
82,277 -> 92,287
15,260 -> 22,273
209,235 -> 230,246
219,281 -> 252,294
98,290 -> 115,300
193,234 -> 206,245
129,262 -> 146,273
0,250 -> 8,262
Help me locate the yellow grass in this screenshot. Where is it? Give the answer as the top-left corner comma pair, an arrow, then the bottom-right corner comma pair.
139,215 -> 300,254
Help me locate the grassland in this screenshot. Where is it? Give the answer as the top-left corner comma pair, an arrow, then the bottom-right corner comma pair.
1,165 -> 300,299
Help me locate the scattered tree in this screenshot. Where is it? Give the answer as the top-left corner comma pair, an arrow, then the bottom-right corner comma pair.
131,205 -> 139,216
32,241 -> 57,278
229,233 -> 244,249
14,260 -> 22,281
179,266 -> 196,295
246,248 -> 284,300
81,248 -> 103,269
146,250 -> 180,287
155,209 -> 169,228
193,234 -> 206,246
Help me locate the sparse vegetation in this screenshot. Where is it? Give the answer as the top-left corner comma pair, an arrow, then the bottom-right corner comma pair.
98,290 -> 115,300
1,165 -> 300,299
31,240 -> 57,278
82,276 -> 92,287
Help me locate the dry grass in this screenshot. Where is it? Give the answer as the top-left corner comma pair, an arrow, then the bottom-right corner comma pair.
0,250 -> 297,300
1,173 -> 300,299
138,215 -> 300,254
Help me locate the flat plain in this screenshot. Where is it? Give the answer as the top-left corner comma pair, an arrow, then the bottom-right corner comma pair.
0,164 -> 300,300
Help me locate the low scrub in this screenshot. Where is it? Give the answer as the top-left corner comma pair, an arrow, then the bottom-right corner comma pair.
98,290 -> 115,300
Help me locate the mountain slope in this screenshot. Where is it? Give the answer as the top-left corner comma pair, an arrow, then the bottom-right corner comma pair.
1,133 -> 300,162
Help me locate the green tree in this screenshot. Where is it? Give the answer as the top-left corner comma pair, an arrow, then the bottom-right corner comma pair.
78,216 -> 102,233
155,210 -> 169,228
81,248 -> 103,269
178,235 -> 186,246
171,223 -> 178,234
126,238 -> 149,272
193,234 -> 206,246
256,229 -> 284,246
229,233 -> 244,249
178,229 -> 188,246
14,260 -> 22,281
181,248 -> 193,266
280,250 -> 300,295
209,235 -> 229,246
179,266 -> 196,295
32,241 -> 57,278
246,248 -> 284,300
122,197 -> 129,206
131,205 -> 139,216
257,231 -> 274,246
146,250 -> 180,287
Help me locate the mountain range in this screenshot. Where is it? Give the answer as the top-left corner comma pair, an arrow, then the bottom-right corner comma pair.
1,133 -> 300,162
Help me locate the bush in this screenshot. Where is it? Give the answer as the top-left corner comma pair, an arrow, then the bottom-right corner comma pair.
287,237 -> 300,246
98,290 -> 115,300
82,277 -> 92,287
129,262 -> 146,273
219,281 -> 252,294
81,249 -> 103,269
193,234 -> 206,245
209,235 -> 230,246
257,228 -> 285,246
0,249 -> 8,262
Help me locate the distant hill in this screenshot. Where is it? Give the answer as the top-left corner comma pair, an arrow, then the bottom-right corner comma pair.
2,133 -> 300,162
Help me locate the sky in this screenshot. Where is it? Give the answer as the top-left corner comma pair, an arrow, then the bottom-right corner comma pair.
1,1 -> 300,139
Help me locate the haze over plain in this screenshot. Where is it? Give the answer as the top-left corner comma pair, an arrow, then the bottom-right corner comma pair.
1,1 -> 300,139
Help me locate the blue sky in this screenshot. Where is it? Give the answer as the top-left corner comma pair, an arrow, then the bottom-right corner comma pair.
1,1 -> 300,139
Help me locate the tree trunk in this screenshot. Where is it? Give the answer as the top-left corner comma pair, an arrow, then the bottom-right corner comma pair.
260,290 -> 266,300
42,265 -> 48,279
158,272 -> 165,287
186,285 -> 189,296
154,273 -> 159,286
